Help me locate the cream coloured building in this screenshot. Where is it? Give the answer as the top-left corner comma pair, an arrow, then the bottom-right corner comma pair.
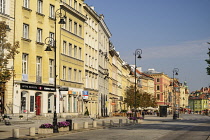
98,14 -> 111,117
108,43 -> 120,115
83,4 -> 99,118
120,62 -> 131,111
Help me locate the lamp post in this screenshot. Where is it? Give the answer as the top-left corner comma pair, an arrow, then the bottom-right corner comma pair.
134,49 -> 142,121
44,8 -> 66,133
172,68 -> 179,120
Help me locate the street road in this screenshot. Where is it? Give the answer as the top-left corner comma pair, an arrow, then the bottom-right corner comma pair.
41,114 -> 210,140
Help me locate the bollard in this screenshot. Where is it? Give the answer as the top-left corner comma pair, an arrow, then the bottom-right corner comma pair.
83,122 -> 88,129
93,121 -> 97,128
119,119 -> 122,127
29,127 -> 35,136
102,120 -> 105,126
110,120 -> 114,126
13,129 -> 19,138
66,119 -> 72,131
73,123 -> 78,130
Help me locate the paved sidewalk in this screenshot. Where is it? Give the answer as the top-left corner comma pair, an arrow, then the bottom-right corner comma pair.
0,115 -> 175,140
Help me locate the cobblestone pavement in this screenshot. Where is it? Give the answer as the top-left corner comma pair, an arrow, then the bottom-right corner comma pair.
0,114 -> 209,140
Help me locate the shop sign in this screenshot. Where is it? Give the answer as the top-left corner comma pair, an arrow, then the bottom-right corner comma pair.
68,91 -> 78,95
83,91 -> 88,99
59,87 -> 68,91
20,83 -> 55,92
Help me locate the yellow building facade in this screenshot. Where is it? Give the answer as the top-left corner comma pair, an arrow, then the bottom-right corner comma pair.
59,0 -> 86,117
12,0 -> 87,117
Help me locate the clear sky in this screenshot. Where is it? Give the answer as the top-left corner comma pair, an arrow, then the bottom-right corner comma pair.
85,0 -> 210,92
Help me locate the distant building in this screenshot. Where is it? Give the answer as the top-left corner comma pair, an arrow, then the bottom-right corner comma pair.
189,87 -> 210,113
144,69 -> 172,108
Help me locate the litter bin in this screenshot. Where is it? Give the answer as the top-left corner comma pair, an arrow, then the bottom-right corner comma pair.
173,111 -> 178,120
66,119 -> 72,131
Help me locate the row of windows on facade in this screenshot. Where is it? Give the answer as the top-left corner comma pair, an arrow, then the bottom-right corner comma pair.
23,18 -> 82,42
24,0 -> 82,14
22,53 -> 98,89
22,54 -> 82,83
24,0 -> 83,36
0,0 -> 5,14
63,40 -> 99,71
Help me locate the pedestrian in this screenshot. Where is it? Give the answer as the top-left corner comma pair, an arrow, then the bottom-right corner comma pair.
142,111 -> 145,119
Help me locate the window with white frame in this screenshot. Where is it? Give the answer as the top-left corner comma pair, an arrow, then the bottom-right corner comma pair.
63,41 -> 66,54
37,0 -> 42,14
85,53 -> 88,65
79,25 -> 82,37
63,66 -> 66,80
79,3 -> 82,12
69,0 -> 72,6
69,19 -> 72,32
37,28 -> 42,43
78,47 -> 81,60
68,43 -> 72,56
78,70 -> 81,82
89,55 -> 91,66
74,45 -> 77,58
36,57 -> 42,77
49,59 -> 54,78
23,0 -> 29,8
22,54 -> 28,74
63,16 -> 67,29
68,68 -> 72,81
74,0 -> 77,10
49,4 -> 55,18
0,0 -> 5,13
74,69 -> 77,81
74,22 -> 77,35
23,24 -> 29,39
49,32 -> 54,46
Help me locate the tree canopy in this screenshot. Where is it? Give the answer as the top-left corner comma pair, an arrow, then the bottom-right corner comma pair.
0,21 -> 19,92
124,85 -> 157,109
205,43 -> 210,75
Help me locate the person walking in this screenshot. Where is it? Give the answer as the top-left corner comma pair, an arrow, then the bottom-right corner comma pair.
142,111 -> 145,119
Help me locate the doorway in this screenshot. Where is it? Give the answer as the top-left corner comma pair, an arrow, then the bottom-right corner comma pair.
35,93 -> 42,115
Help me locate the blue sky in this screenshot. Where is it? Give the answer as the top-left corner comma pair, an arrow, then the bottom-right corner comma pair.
85,0 -> 210,92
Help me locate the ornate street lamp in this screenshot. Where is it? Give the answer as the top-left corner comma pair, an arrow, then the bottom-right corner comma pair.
44,8 -> 66,133
172,68 -> 179,120
134,49 -> 142,121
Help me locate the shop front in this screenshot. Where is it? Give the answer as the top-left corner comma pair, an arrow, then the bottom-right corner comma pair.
13,83 -> 57,117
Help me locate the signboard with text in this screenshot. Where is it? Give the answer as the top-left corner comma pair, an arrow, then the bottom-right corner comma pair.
83,91 -> 88,99
20,83 -> 55,92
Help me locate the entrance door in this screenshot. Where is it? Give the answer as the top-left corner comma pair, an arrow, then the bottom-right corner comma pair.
36,96 -> 41,115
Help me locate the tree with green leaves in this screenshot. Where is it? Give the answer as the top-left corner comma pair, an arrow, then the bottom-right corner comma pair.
0,21 -> 19,114
124,85 -> 157,109
205,42 -> 210,75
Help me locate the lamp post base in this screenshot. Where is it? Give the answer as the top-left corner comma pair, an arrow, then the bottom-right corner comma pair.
53,112 -> 59,133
